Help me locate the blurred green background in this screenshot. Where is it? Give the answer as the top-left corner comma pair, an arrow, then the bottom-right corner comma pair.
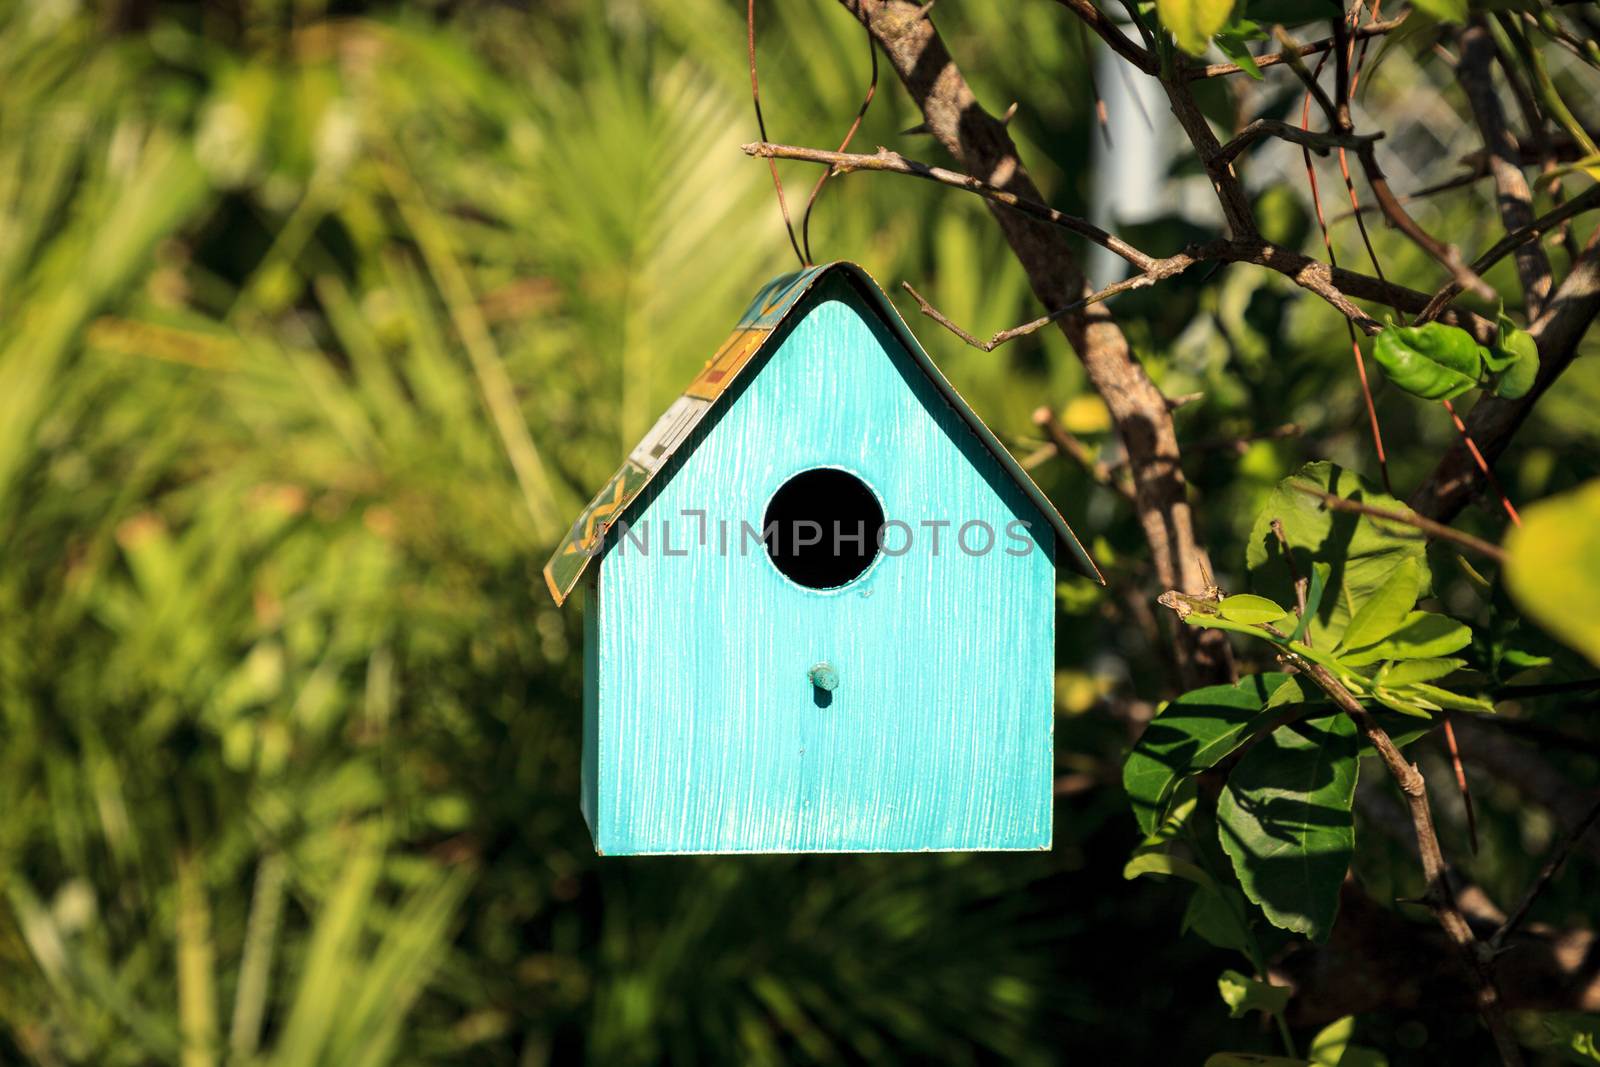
2,1 -> 1597,1064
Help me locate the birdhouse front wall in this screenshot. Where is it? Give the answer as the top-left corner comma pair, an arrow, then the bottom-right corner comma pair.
584,276 -> 1056,855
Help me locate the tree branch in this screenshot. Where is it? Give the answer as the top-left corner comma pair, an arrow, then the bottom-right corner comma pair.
1289,483 -> 1508,563
836,0 -> 1235,687
1214,120 -> 1381,167
1050,0 -> 1157,73
1184,15 -> 1409,80
742,141 -> 1155,271
1460,22 -> 1554,319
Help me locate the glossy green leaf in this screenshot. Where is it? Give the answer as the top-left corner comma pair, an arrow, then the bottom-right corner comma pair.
1264,676 -> 1306,710
1248,463 -> 1430,648
1309,1015 -> 1390,1067
1342,611 -> 1472,665
1487,313 -> 1538,399
1506,479 -> 1600,665
1215,19 -> 1266,78
1374,657 -> 1465,686
1372,689 -> 1434,718
1338,558 -> 1422,651
1219,594 -> 1291,625
1124,852 -> 1215,886
1186,614 -> 1282,639
1218,969 -> 1290,1018
1402,682 -> 1494,713
1124,674 -> 1290,834
1217,714 -> 1359,941
1158,0 -> 1237,56
1371,320 -> 1484,400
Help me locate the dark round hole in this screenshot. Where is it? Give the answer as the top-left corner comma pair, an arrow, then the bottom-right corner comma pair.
763,468 -> 884,589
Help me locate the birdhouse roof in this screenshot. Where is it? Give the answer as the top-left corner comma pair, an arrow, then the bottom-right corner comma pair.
543,261 -> 1101,604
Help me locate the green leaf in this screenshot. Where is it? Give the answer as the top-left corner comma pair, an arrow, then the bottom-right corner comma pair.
1214,20 -> 1265,79
1309,1015 -> 1390,1066
1205,1054 -> 1311,1067
1342,611 -> 1472,665
1218,968 -> 1290,1018
1124,852 -> 1215,886
1409,0 -> 1469,23
1512,1011 -> 1600,1064
1124,674 -> 1290,834
1184,883 -> 1255,952
1506,480 -> 1600,666
1372,689 -> 1435,718
1187,614 -> 1283,640
1265,676 -> 1307,710
1401,682 -> 1494,713
1158,0 -> 1237,56
1487,313 -> 1539,399
1371,320 -> 1484,400
1248,463 -> 1430,648
1219,594 -> 1291,625
1374,657 -> 1465,686
1217,714 -> 1359,941
1338,558 -> 1423,651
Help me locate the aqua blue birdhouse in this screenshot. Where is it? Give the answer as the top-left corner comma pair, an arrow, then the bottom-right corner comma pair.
545,263 -> 1101,855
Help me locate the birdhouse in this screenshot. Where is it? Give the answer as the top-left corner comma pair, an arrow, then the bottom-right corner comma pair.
544,263 -> 1101,855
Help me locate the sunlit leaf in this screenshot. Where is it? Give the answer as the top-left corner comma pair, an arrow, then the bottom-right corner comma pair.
1218,968 -> 1290,1018
1371,320 -> 1483,400
1248,463 -> 1430,648
1506,480 -> 1600,665
1158,0 -> 1237,56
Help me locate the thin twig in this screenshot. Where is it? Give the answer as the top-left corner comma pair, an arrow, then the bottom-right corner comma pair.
745,142 -> 1156,270
801,15 -> 879,264
748,0 -> 804,266
1490,792 -> 1600,949
1033,406 -> 1136,501
900,248 -> 1207,352
1290,483 -> 1507,563
1050,0 -> 1157,73
1214,120 -> 1381,166
1185,15 -> 1409,79
1417,183 -> 1600,323
1274,25 -> 1342,128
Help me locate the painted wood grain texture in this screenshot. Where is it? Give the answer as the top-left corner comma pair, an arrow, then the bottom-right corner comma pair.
587,275 -> 1055,854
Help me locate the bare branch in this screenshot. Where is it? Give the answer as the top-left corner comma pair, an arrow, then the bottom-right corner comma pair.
1460,23 -> 1555,318
1418,177 -> 1600,323
1185,15 -> 1409,80
1215,120 -> 1381,166
1050,0 -> 1158,73
743,141 -> 1156,270
1352,143 -> 1499,303
901,247 -> 1210,352
838,0 -> 1235,686
1033,406 -> 1136,501
1289,483 -> 1508,563
1491,791 -> 1600,950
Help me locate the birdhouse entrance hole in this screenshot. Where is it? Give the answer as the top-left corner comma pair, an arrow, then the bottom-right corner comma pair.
762,468 -> 884,589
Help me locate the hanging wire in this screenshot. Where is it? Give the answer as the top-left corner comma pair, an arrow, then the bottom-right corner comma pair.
801,14 -> 879,265
748,0 -> 806,267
